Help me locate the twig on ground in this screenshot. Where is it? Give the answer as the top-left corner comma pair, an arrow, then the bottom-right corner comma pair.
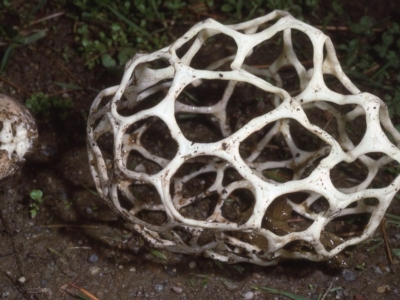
313,25 -> 384,32
47,89 -> 79,97
39,224 -> 99,229
55,60 -> 84,88
28,12 -> 65,26
335,231 -> 363,238
251,59 -> 314,70
320,279 -> 335,300
381,217 -> 395,273
0,75 -> 30,96
68,283 -> 100,300
364,64 -> 381,75
3,272 -> 30,300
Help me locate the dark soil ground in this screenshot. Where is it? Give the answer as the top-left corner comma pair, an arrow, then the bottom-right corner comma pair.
1,2 -> 400,300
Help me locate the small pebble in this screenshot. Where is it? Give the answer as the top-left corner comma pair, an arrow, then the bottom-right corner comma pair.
89,266 -> 100,275
256,100 -> 265,111
85,207 -> 93,214
154,284 -> 164,293
373,266 -> 383,274
164,265 -> 177,277
222,280 -> 240,291
378,264 -> 390,274
129,267 -> 136,272
87,254 -> 99,263
335,289 -> 344,299
188,261 -> 197,269
172,286 -> 183,294
135,163 -> 146,172
200,210 -> 208,218
242,291 -> 254,299
41,279 -> 48,287
18,276 -> 26,283
342,269 -> 357,281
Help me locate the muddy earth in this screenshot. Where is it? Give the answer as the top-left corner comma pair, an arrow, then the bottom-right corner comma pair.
1,2 -> 400,299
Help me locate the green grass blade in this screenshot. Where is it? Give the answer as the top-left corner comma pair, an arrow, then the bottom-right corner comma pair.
30,0 -> 47,18
21,0 -> 47,26
0,43 -> 15,73
75,293 -> 91,300
150,0 -> 163,21
253,286 -> 311,300
54,82 -> 83,91
385,213 -> 400,221
392,249 -> 400,257
15,29 -> 47,45
106,5 -> 150,37
146,247 -> 167,260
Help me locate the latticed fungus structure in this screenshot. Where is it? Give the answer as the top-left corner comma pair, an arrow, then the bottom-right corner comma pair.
0,94 -> 38,180
87,11 -> 400,265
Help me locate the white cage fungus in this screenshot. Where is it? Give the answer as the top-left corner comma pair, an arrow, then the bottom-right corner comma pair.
87,10 -> 400,265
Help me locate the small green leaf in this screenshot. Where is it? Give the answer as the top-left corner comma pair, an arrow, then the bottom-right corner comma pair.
359,16 -> 373,28
48,247 -> 62,256
221,4 -> 233,12
101,53 -> 117,68
30,190 -> 43,201
232,264 -> 245,274
355,263 -> 365,270
382,32 -> 394,45
201,278 -> 209,287
189,277 -> 196,286
117,47 -> 135,65
30,208 -> 37,218
111,23 -> 121,31
166,1 -> 185,10
392,249 -> 400,257
332,1 -> 343,15
137,4 -> 146,14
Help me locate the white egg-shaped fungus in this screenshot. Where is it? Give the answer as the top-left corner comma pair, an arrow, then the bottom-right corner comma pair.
0,94 -> 38,180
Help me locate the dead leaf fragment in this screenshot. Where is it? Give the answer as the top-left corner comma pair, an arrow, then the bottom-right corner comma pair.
376,285 -> 390,293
